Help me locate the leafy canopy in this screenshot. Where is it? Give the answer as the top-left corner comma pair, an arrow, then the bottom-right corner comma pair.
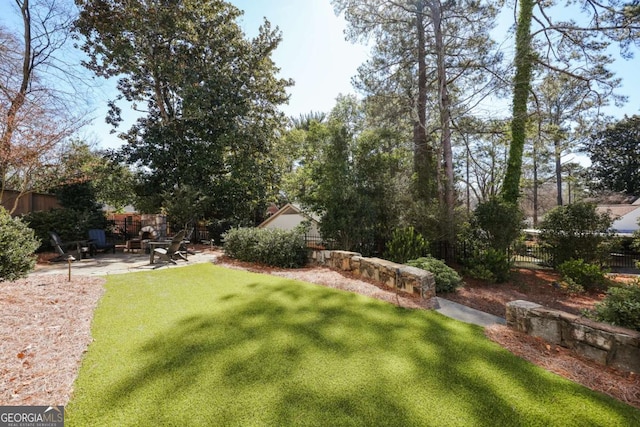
74,0 -> 291,225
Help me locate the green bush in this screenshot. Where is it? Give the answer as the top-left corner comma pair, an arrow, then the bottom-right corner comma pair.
384,226 -> 428,264
591,283 -> 640,331
223,227 -> 307,268
538,202 -> 613,266
22,208 -> 107,251
467,248 -> 512,284
0,208 -> 40,281
472,198 -> 523,252
406,256 -> 462,293
557,259 -> 609,292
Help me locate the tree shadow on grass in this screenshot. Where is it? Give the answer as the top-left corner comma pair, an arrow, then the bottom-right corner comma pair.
70,277 -> 640,426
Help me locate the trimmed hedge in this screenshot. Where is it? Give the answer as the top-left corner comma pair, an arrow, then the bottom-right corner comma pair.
223,227 -> 307,268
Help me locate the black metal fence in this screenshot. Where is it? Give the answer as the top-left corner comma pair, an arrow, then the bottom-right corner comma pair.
106,219 -> 211,243
508,245 -> 640,271
430,241 -> 640,272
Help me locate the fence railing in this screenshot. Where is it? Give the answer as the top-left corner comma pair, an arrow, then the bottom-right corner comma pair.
431,241 -> 640,272
106,219 -> 210,243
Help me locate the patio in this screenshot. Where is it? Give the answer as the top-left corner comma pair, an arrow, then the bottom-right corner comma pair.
32,245 -> 217,276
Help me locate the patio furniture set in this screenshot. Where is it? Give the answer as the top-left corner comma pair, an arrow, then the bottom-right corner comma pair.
49,228 -> 191,265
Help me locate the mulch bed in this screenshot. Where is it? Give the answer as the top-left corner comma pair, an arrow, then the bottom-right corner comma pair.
0,275 -> 105,406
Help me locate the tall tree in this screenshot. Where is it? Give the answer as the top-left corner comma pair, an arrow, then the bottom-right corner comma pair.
585,115 -> 640,195
74,0 -> 291,225
0,0 -> 87,213
530,72 -> 612,206
333,0 -> 502,246
502,0 -> 640,204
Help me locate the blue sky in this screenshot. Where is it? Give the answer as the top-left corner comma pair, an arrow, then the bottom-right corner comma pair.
2,0 -> 638,150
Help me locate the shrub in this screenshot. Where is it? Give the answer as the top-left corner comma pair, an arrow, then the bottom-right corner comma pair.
557,259 -> 609,292
466,248 -> 512,284
0,208 -> 40,281
462,198 -> 521,283
591,283 -> 640,331
223,227 -> 307,268
557,277 -> 585,295
23,208 -> 107,251
472,198 -> 523,252
406,256 -> 462,293
384,226 -> 428,264
538,202 -> 613,266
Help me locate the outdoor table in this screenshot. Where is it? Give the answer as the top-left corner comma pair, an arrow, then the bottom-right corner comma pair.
147,240 -> 172,264
67,239 -> 92,259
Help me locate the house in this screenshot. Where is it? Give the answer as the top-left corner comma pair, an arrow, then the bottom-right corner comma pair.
596,198 -> 640,235
258,203 -> 322,242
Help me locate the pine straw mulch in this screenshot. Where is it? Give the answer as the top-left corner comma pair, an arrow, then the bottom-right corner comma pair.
0,274 -> 105,406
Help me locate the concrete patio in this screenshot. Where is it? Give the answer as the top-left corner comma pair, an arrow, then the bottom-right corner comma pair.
31,248 -> 218,277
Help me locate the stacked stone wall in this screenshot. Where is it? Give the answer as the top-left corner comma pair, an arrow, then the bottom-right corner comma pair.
309,250 -> 435,299
506,300 -> 640,373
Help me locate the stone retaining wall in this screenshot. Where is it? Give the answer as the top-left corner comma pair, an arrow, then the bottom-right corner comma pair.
309,250 -> 435,299
506,300 -> 640,373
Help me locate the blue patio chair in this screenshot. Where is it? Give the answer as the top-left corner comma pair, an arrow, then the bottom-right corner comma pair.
88,229 -> 116,255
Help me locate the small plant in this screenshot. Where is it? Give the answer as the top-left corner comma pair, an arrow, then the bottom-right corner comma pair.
557,259 -> 609,292
466,248 -> 512,284
0,208 -> 40,281
406,256 -> 462,293
223,227 -> 307,268
384,226 -> 428,264
590,282 -> 640,331
557,278 -> 585,295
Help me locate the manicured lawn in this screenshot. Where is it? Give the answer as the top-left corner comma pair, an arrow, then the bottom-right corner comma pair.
67,264 -> 640,426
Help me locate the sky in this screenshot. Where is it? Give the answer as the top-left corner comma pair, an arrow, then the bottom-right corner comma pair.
3,0 -> 639,150
87,0 -> 371,149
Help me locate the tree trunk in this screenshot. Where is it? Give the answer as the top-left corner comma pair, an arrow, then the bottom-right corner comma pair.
532,139 -> 539,227
555,135 -> 563,205
1,0 -> 33,210
428,0 -> 455,244
413,1 -> 436,204
503,0 -> 534,204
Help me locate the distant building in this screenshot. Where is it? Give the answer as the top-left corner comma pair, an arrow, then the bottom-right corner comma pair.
596,198 -> 640,235
257,203 -> 322,242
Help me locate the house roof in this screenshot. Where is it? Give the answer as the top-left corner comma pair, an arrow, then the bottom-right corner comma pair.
257,203 -> 320,229
596,204 -> 640,219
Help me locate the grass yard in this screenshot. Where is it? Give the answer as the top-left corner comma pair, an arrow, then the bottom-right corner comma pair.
66,264 -> 640,426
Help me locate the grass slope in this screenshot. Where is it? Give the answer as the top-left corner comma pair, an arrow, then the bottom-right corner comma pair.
67,264 -> 639,426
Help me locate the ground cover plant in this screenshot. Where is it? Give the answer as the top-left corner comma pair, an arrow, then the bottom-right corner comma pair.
66,264 -> 640,426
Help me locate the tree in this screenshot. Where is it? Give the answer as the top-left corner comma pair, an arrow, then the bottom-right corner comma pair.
539,202 -> 613,265
502,0 -> 640,204
585,115 -> 640,195
74,0 -> 291,226
531,72 -> 609,206
333,0 -> 503,247
1,0 -> 87,213
281,96 -> 405,254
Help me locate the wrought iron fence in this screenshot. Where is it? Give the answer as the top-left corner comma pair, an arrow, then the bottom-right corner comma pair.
106,219 -> 210,243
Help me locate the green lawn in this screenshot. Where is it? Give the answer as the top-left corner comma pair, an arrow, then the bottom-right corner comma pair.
67,263 -> 639,426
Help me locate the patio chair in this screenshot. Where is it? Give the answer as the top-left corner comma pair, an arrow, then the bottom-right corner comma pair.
153,230 -> 188,265
180,227 -> 196,256
48,231 -> 82,262
88,229 -> 116,255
